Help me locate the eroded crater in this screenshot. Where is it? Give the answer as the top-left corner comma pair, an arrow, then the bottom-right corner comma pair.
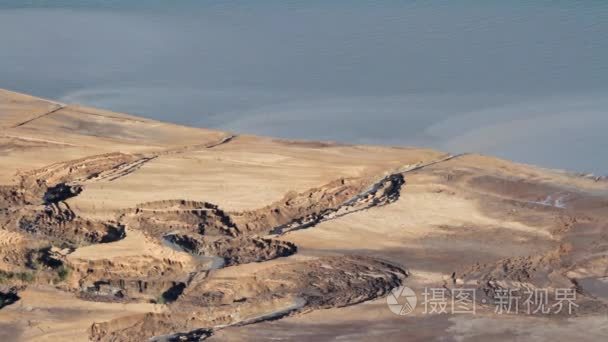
164,233 -> 297,266
89,255 -> 408,341
17,204 -> 125,245
120,200 -> 239,238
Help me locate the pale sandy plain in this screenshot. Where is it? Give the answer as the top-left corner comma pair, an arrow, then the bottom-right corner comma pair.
0,88 -> 607,341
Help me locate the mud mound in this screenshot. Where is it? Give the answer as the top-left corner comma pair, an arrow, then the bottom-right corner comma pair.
70,254 -> 193,302
16,204 -> 125,245
181,255 -> 407,309
459,247 -> 567,292
8,152 -> 154,205
121,200 -> 238,238
164,233 -> 297,266
90,297 -> 291,342
90,255 -> 407,341
230,178 -> 366,234
78,278 -> 187,304
90,309 -> 224,342
18,152 -> 143,187
73,233 -> 296,303
228,172 -> 404,236
453,244 -> 608,314
124,172 -> 405,242
131,200 -> 219,211
70,255 -> 189,281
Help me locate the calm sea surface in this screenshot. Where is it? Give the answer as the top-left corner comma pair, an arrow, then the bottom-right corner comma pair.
1,1 -> 607,173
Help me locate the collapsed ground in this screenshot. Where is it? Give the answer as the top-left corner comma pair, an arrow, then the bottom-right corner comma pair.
1,89 -> 607,341
1,146 -> 608,341
0,148 -> 414,340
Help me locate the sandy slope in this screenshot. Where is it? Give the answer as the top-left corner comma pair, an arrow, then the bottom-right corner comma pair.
1,88 -> 607,341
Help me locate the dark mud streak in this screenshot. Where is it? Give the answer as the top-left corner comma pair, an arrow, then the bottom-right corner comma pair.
89,156 -> 158,182
401,153 -> 468,174
80,135 -> 236,186
150,328 -> 213,342
271,173 -> 405,235
12,104 -> 66,128
155,134 -> 238,157
43,183 -> 83,204
271,153 -> 467,235
0,290 -> 20,309
205,134 -> 237,149
226,299 -> 306,327
145,256 -> 406,341
161,283 -> 187,303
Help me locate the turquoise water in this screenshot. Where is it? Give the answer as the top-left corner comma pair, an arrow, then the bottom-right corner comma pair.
1,1 -> 607,173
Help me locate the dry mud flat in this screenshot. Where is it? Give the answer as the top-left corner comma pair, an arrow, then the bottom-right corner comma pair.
0,131 -> 412,340
1,89 -> 608,341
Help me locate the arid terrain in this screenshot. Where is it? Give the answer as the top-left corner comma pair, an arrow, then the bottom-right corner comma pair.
0,88 -> 607,341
